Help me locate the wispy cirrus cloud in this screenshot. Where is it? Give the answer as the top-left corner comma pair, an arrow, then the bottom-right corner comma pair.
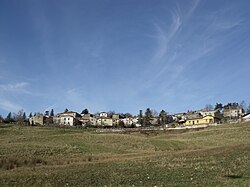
186,0 -> 200,18
150,0 -> 243,78
0,100 -> 23,113
141,0 -> 200,89
0,82 -> 30,94
136,0 -> 246,110
151,0 -> 200,64
151,9 -> 182,63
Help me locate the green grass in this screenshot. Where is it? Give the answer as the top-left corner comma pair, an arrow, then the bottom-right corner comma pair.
0,123 -> 249,186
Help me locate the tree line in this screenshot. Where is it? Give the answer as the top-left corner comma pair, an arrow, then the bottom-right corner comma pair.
0,109 -> 27,124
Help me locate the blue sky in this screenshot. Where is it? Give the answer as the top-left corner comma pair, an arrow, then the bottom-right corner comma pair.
0,0 -> 250,116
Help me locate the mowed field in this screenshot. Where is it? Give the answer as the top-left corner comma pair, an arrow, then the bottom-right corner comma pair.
0,123 -> 250,186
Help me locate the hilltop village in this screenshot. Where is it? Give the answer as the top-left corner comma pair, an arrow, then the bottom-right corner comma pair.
28,102 -> 250,128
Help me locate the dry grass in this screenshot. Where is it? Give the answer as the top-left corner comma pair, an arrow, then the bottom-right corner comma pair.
0,123 -> 249,186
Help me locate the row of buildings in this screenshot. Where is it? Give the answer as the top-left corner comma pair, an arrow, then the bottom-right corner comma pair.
176,105 -> 250,125
29,111 -> 139,127
29,105 -> 250,127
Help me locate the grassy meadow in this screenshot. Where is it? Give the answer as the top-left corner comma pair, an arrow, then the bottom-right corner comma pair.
0,123 -> 250,186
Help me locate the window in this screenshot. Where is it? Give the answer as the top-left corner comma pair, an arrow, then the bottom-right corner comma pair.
197,120 -> 199,123
64,118 -> 66,120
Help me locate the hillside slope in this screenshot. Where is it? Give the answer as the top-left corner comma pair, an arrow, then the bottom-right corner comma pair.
0,122 -> 249,186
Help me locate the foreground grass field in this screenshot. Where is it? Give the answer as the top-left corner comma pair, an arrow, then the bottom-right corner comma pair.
0,123 -> 250,186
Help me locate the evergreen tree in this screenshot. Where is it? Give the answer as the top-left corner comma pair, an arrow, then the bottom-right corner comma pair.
214,103 -> 223,110
119,113 -> 125,119
159,110 -> 167,125
224,102 -> 239,109
81,108 -> 89,115
50,109 -> 54,116
125,113 -> 132,118
118,120 -> 125,128
22,112 -> 26,121
29,112 -> 33,118
6,112 -> 12,122
138,110 -> 143,125
144,108 -> 153,126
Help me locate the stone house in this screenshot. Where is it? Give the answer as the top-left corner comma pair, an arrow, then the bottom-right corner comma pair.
199,109 -> 222,118
96,116 -> 113,127
223,107 -> 244,119
112,114 -> 120,127
81,114 -> 97,126
57,111 -> 81,126
60,115 -> 79,126
29,114 -> 53,125
121,117 -> 133,126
